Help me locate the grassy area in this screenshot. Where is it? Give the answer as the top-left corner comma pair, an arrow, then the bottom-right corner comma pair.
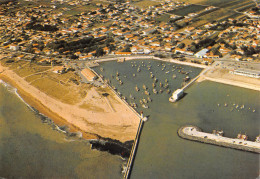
134,0 -> 161,8
155,14 -> 170,23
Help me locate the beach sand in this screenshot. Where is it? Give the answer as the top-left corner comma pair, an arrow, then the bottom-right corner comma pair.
198,68 -> 260,91
0,63 -> 140,142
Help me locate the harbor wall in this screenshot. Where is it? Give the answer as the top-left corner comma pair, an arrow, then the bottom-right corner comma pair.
178,125 -> 260,154
124,119 -> 144,179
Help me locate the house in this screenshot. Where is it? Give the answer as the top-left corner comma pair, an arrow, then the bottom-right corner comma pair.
81,68 -> 97,81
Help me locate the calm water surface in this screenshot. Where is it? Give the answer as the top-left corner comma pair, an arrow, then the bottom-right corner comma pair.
94,60 -> 260,179
0,82 -> 122,178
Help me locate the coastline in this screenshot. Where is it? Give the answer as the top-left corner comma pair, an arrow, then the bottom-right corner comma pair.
0,74 -> 99,140
0,62 -> 140,142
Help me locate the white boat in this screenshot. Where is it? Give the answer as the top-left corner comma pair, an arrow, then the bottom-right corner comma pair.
153,88 -> 158,94
169,89 -> 183,103
142,104 -> 149,109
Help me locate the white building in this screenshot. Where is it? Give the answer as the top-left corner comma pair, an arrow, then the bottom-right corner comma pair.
195,49 -> 208,58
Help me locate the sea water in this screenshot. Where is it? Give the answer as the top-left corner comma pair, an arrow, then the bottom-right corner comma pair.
94,60 -> 260,179
0,81 -> 122,178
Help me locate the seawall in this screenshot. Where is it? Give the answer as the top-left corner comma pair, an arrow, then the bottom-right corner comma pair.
178,125 -> 260,154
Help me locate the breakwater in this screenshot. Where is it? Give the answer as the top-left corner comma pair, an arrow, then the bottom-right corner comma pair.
124,119 -> 144,179
178,125 -> 260,154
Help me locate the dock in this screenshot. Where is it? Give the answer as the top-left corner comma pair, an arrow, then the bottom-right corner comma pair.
178,125 -> 260,154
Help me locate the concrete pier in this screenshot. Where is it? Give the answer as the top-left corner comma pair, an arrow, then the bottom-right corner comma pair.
178,125 -> 260,154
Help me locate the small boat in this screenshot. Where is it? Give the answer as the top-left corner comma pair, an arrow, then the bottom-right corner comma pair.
154,78 -> 158,83
122,96 -> 126,100
137,67 -> 141,72
159,89 -> 163,93
165,79 -> 168,83
164,83 -> 169,89
153,88 -> 158,94
142,104 -> 149,109
166,89 -> 171,94
183,76 -> 190,82
139,99 -> 143,104
143,84 -> 147,90
145,90 -> 150,96
133,73 -> 136,77
142,98 -> 148,104
224,103 -> 228,107
147,97 -> 152,102
152,83 -> 156,88
159,82 -> 163,87
112,86 -> 117,91
118,92 -> 122,96
100,67 -> 104,72
217,104 -> 220,107
253,109 -> 256,112
119,80 -> 123,85
150,74 -> 154,78
116,71 -> 119,76
116,76 -> 120,81
172,74 -> 176,79
130,94 -> 135,100
135,85 -> 140,92
165,71 -> 170,74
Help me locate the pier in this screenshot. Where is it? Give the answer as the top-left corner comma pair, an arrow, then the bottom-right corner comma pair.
178,125 -> 260,154
123,119 -> 144,179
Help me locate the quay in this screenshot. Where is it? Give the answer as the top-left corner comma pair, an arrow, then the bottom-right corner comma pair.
178,125 -> 260,154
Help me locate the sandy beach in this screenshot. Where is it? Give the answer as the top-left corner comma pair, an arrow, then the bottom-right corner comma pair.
198,68 -> 260,91
0,62 -> 140,142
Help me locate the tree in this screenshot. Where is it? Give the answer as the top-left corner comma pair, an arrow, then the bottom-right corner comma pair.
95,47 -> 105,57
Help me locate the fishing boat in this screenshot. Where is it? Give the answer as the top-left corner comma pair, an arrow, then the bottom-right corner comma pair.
153,88 -> 158,94
237,133 -> 248,140
135,85 -> 140,92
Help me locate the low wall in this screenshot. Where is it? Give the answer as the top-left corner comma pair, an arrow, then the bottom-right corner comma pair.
178,125 -> 260,154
